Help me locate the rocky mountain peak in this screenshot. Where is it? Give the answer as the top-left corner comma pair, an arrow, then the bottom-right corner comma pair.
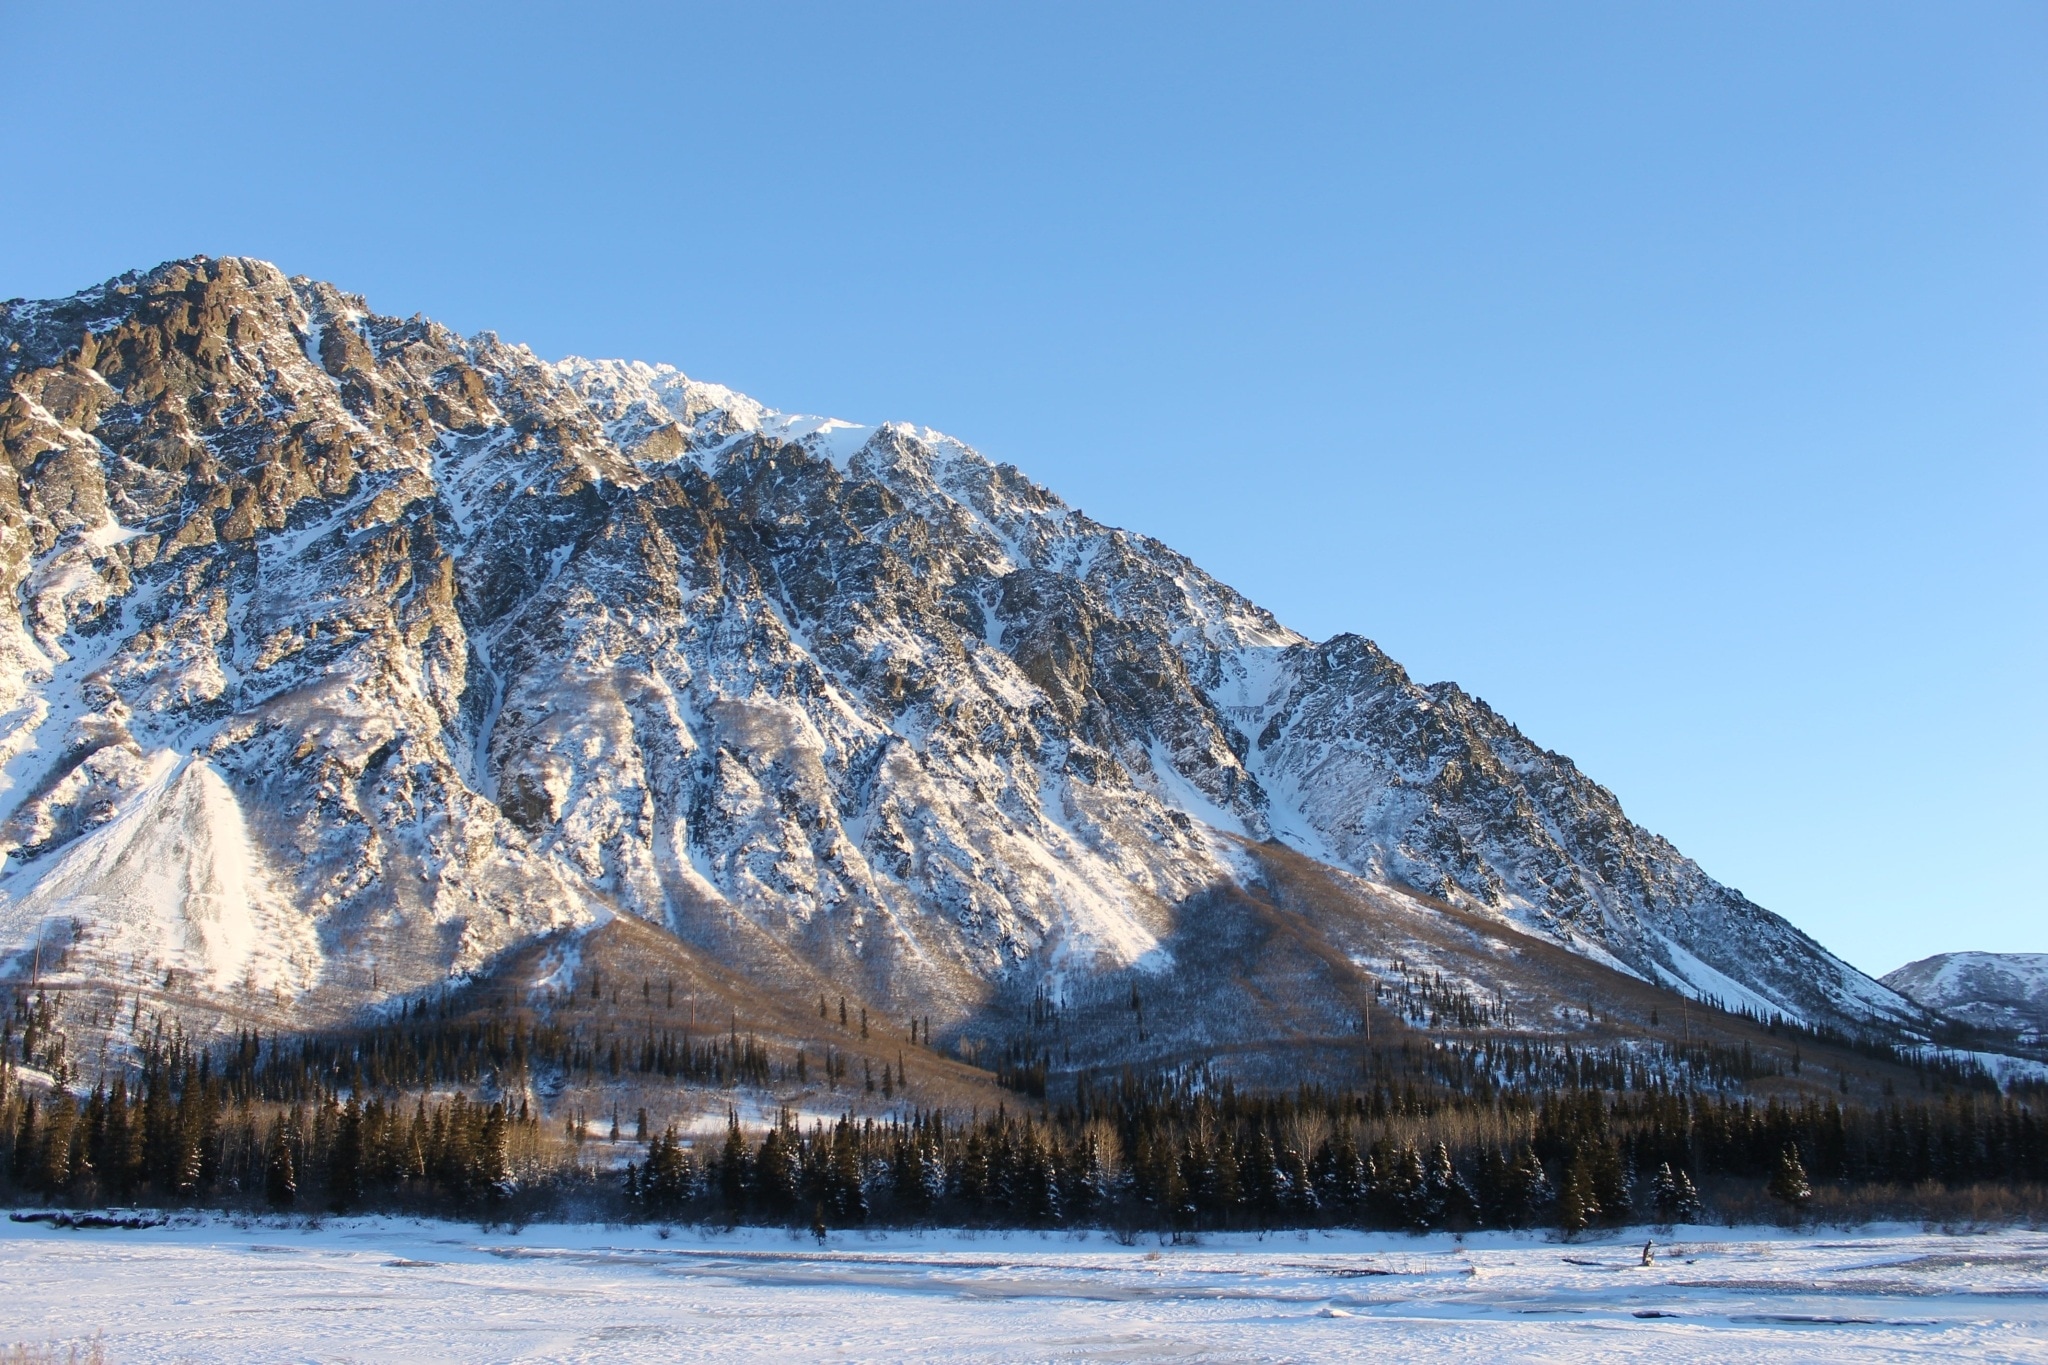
0,256 -> 1920,1052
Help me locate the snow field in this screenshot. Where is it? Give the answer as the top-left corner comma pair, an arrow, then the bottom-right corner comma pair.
2,1215 -> 2045,1362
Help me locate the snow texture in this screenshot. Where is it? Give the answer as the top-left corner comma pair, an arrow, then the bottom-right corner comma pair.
0,256 -> 1924,1039
1885,953 -> 2048,1041
3,1214 -> 2045,1362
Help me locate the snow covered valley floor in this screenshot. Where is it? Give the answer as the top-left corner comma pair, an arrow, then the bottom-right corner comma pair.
3,1215 -> 2046,1363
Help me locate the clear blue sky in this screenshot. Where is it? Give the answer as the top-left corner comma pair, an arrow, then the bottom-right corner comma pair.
4,3 -> 2042,977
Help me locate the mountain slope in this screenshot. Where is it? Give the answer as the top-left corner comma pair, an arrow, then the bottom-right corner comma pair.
0,256 -> 1917,1046
1884,953 -> 2048,1041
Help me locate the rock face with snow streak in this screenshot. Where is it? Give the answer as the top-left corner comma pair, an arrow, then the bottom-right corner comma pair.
1884,954 -> 2048,1041
0,256 -> 1916,1035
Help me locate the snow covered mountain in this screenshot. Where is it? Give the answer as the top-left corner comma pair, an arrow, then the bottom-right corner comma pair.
1883,954 -> 2048,1042
0,256 -> 1918,1044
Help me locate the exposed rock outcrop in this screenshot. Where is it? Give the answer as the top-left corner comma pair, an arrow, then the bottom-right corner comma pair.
0,257 -> 1916,1039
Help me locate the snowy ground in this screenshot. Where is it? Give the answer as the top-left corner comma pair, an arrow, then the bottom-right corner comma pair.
3,1214 -> 2046,1362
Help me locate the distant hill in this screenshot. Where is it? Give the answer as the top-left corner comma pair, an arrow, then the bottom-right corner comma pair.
1884,953 -> 2048,1042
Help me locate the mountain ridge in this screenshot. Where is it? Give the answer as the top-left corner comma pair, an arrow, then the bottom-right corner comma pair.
0,255 -> 1919,1060
1884,953 -> 2048,1043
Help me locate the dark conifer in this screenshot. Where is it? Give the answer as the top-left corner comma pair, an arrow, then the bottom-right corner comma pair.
264,1118 -> 297,1209
1671,1167 -> 1702,1223
1559,1155 -> 1598,1236
1769,1143 -> 1812,1213
1240,1130 -> 1279,1220
720,1112 -> 749,1219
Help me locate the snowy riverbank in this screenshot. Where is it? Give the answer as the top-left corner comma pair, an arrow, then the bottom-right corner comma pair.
3,1212 -> 2044,1361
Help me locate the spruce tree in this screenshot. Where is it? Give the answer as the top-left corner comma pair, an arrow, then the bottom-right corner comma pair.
1513,1144 -> 1552,1220
264,1119 -> 297,1210
1283,1145 -> 1318,1220
828,1120 -> 866,1223
39,1093 -> 74,1196
480,1102 -> 511,1198
1769,1143 -> 1812,1214
1325,1136 -> 1368,1220
919,1131 -> 946,1211
1588,1139 -> 1632,1224
327,1099 -> 364,1212
1211,1130 -> 1242,1216
1672,1168 -> 1702,1223
720,1112 -> 749,1219
1070,1132 -> 1107,1221
639,1128 -> 693,1217
1650,1161 -> 1681,1223
756,1127 -> 799,1217
1559,1157 -> 1598,1236
65,1109 -> 94,1204
1426,1142 -> 1475,1229
957,1130 -> 988,1207
1391,1144 -> 1430,1230
102,1079 -> 137,1200
1020,1127 -> 1061,1226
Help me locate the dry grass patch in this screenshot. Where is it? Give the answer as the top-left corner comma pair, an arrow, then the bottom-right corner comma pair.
2,1337 -> 107,1365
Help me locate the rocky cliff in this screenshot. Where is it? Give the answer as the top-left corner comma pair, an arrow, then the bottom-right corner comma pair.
0,256 -> 1917,1042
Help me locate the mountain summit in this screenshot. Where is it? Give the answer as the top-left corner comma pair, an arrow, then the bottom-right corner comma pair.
0,256 -> 1914,1056
1884,954 -> 2048,1042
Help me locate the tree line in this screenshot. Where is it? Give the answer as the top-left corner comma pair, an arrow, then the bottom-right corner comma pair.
1,1044 -> 556,1214
1,996 -> 2041,1232
623,1074 -> 2048,1234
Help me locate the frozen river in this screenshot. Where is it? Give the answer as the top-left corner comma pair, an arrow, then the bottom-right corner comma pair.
3,1214 -> 2044,1362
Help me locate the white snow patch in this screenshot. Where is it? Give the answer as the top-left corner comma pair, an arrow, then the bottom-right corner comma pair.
1651,934 -> 1802,1024
1140,740 -> 1250,839
0,754 -> 321,995
3,1216 -> 2045,1363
